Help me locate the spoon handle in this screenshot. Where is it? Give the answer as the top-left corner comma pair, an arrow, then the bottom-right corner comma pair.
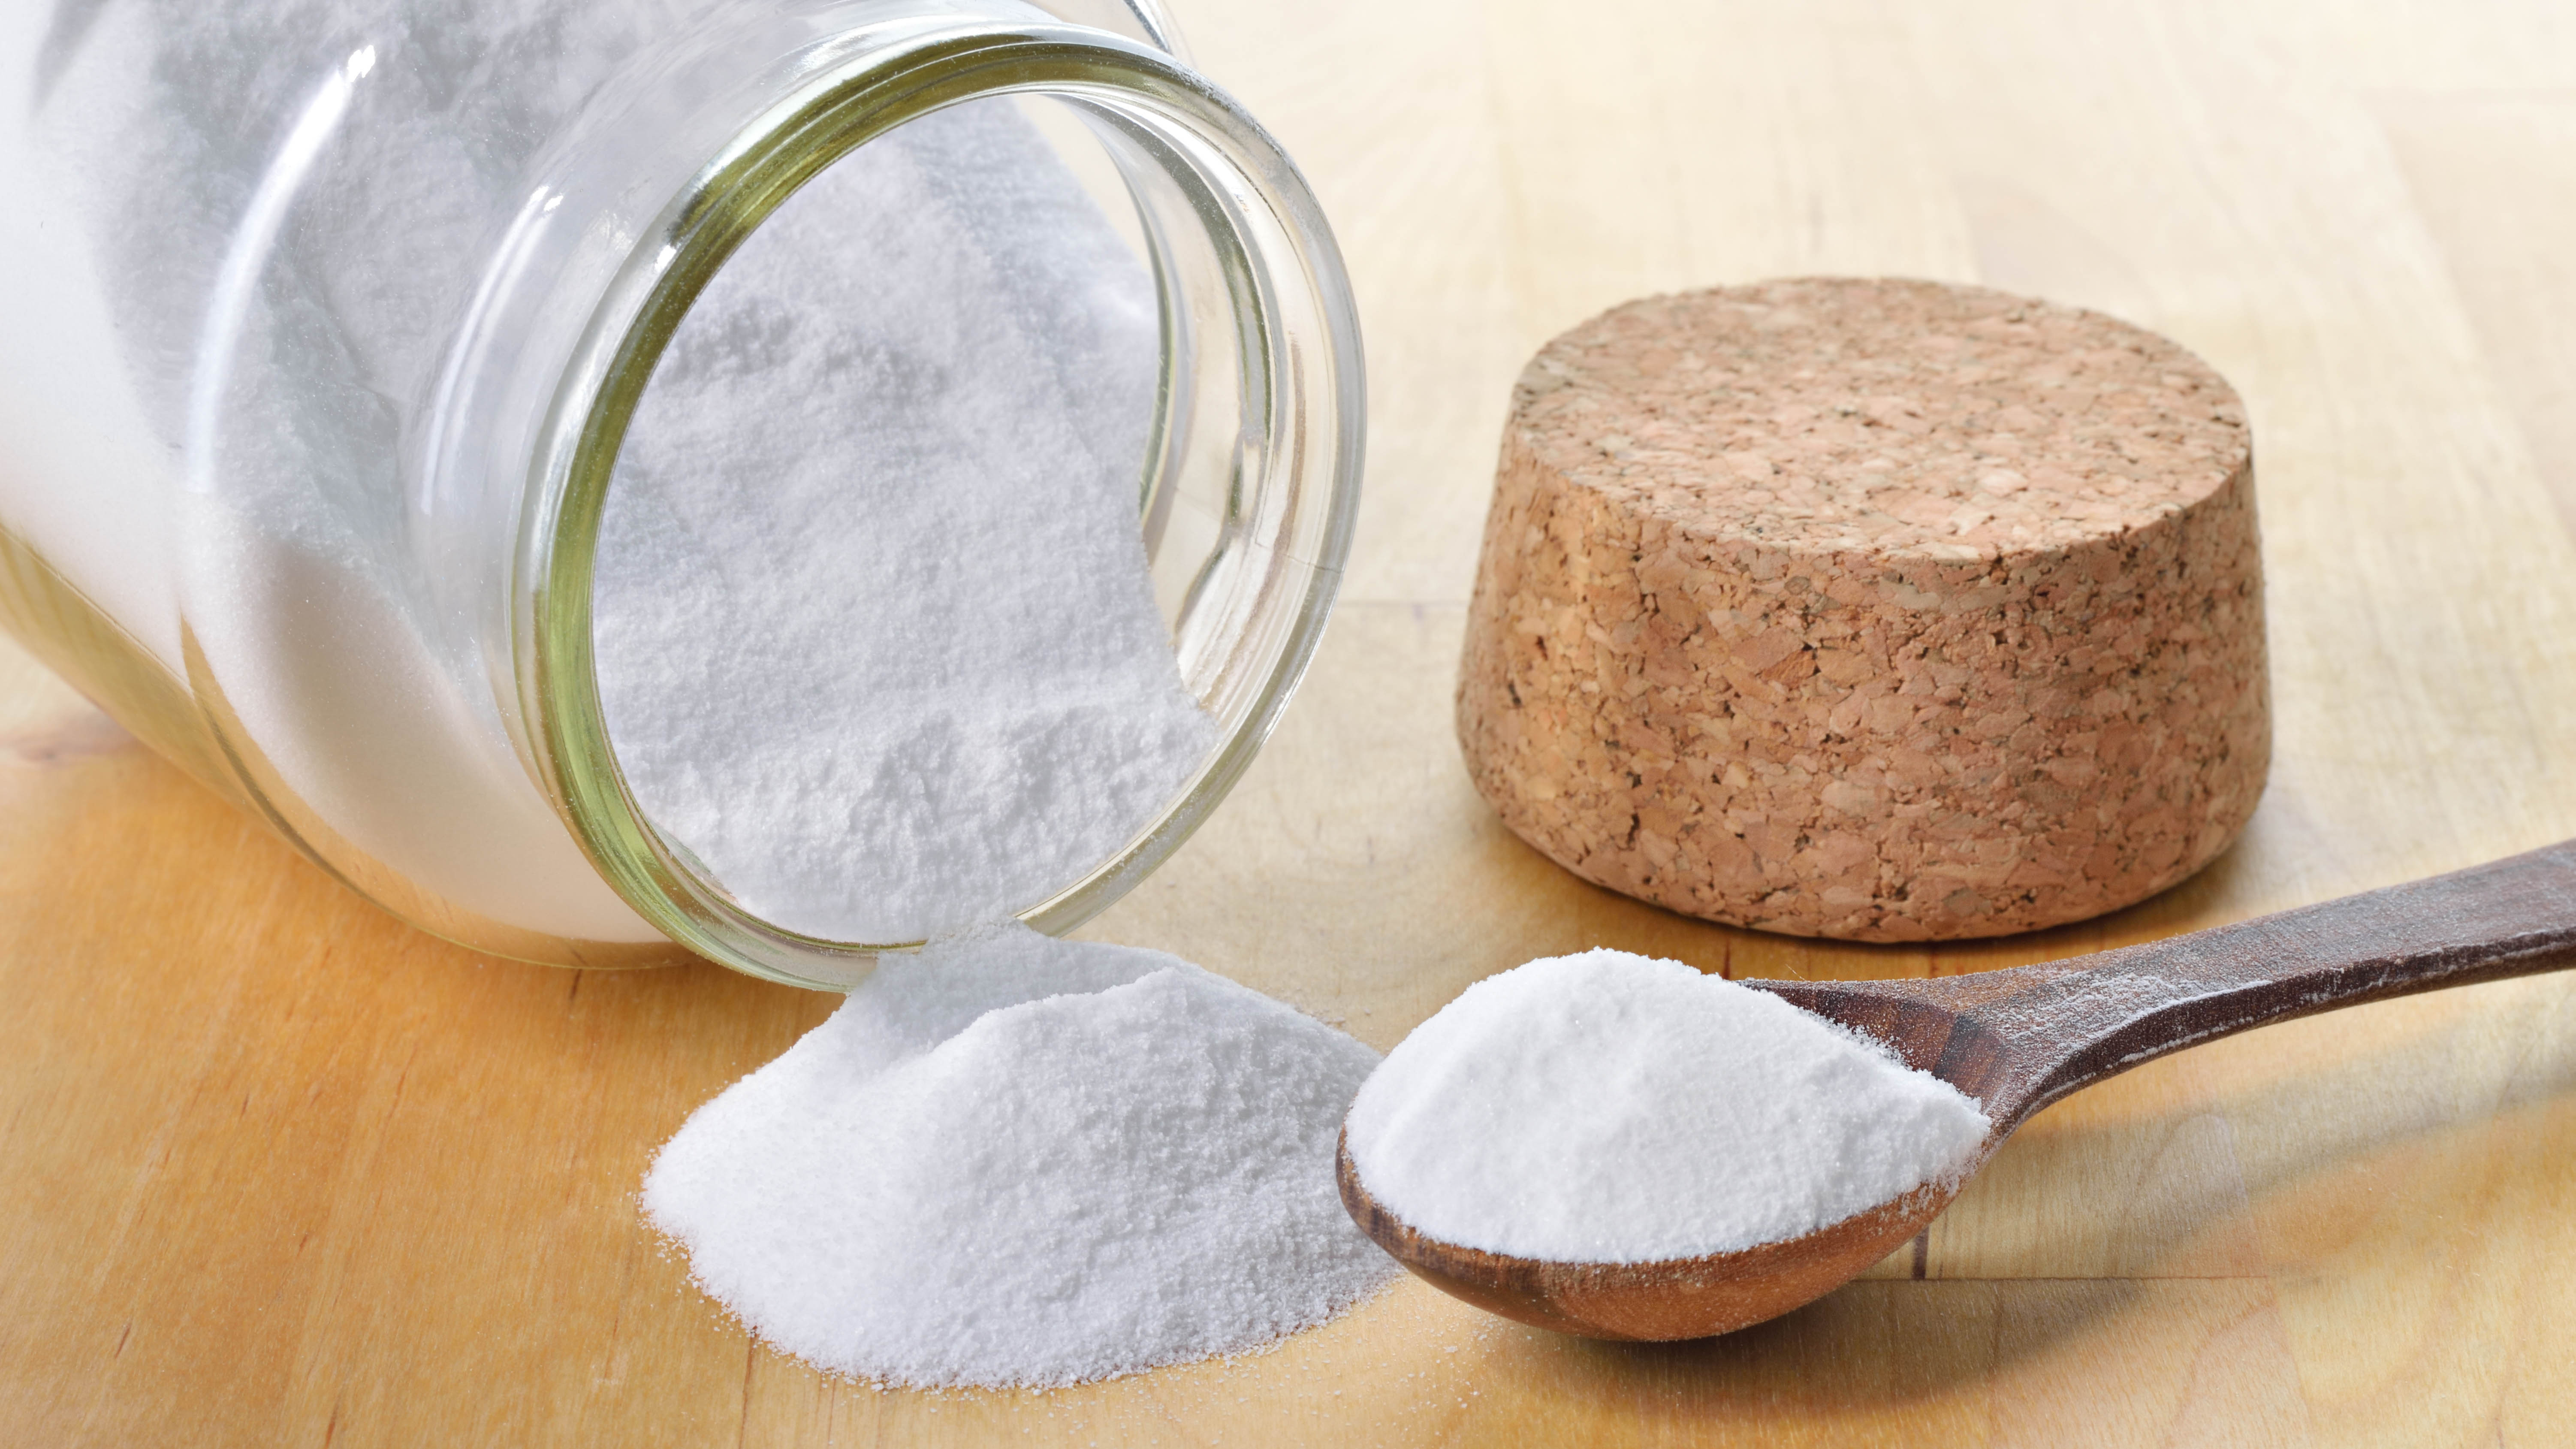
1768,839 -> 2576,1128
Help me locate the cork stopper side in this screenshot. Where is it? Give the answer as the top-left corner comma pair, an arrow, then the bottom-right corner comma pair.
1457,278 -> 2267,942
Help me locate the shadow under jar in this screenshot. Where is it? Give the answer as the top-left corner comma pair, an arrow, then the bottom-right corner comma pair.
0,0 -> 1361,988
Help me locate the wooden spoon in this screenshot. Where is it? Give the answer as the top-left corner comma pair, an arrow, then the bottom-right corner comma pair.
1337,838 -> 2576,1342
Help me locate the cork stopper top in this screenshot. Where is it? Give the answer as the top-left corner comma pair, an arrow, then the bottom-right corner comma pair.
1512,278 -> 2251,562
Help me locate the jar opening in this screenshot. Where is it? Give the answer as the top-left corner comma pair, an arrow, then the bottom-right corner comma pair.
593,90 -> 1201,948
523,21 -> 1362,988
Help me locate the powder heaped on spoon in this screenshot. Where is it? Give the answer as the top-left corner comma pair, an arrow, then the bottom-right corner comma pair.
643,926 -> 1398,1389
1343,949 -> 1992,1263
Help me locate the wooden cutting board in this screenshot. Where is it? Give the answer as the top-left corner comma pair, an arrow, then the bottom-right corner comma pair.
9,1 -> 2576,1443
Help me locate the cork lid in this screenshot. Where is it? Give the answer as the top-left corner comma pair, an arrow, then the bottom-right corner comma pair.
1512,279 -> 2250,562
1457,278 -> 2268,942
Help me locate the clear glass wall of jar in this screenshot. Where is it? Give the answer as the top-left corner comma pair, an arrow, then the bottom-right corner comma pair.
0,0 -> 1362,989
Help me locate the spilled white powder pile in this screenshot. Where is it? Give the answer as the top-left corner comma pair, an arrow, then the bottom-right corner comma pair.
1344,949 -> 1991,1263
642,925 -> 1398,1389
595,97 -> 1217,943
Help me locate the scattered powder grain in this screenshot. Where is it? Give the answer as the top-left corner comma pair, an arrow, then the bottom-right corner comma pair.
597,98 -> 1217,944
642,925 -> 1398,1389
1343,949 -> 1991,1263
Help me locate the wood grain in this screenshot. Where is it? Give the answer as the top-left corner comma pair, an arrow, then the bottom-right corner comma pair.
9,0 -> 2576,1444
1778,839 -> 2576,1129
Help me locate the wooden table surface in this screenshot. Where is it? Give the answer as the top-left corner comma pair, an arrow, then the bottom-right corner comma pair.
10,0 -> 2576,1443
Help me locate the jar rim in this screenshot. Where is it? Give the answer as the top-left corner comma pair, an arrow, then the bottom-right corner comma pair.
517,15 -> 1363,989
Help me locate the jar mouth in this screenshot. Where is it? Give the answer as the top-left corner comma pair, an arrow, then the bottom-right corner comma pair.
516,18 -> 1362,989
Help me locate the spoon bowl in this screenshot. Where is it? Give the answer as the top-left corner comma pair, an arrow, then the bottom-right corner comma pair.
1337,1149 -> 1958,1341
1341,839 -> 2576,1341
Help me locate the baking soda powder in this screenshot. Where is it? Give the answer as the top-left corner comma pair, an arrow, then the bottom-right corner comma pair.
597,97 -> 1216,944
643,926 -> 1397,1389
1344,949 -> 1991,1263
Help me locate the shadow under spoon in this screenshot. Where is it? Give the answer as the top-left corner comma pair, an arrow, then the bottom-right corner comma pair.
1337,838 -> 2576,1342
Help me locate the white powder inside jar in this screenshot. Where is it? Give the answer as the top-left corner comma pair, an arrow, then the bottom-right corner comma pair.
35,4 -> 1221,943
642,924 -> 1398,1389
595,97 -> 1217,943
1343,949 -> 1992,1263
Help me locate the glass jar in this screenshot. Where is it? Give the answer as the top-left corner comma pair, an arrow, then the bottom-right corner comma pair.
0,0 -> 1361,990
